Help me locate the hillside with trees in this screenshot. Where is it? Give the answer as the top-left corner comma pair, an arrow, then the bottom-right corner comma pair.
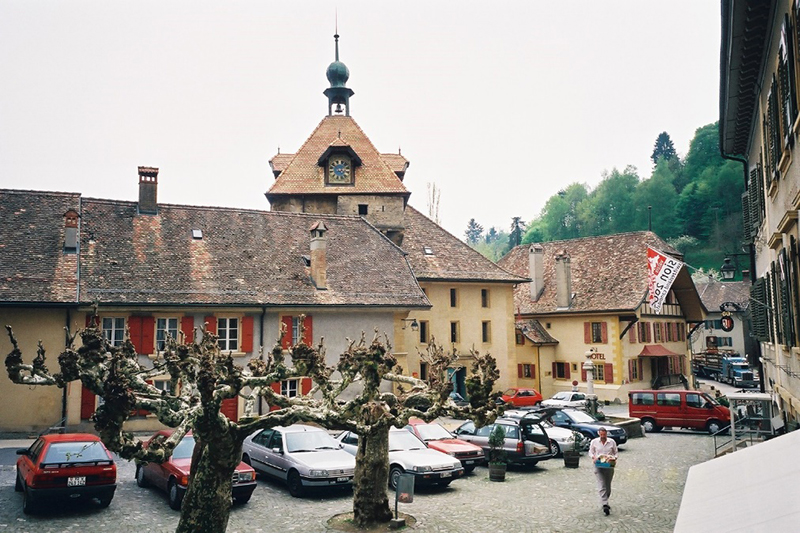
466,122 -> 745,276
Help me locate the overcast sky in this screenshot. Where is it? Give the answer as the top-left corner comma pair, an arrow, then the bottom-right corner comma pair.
0,1 -> 721,239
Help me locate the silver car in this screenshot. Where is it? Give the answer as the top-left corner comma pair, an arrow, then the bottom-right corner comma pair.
336,428 -> 465,489
242,424 -> 355,497
541,391 -> 588,409
503,409 -> 588,456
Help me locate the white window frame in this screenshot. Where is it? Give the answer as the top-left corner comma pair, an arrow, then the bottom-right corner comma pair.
217,317 -> 240,352
281,378 -> 300,398
156,317 -> 179,352
102,317 -> 126,347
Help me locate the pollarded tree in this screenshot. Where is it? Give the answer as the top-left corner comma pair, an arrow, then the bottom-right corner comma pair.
6,320 -> 500,532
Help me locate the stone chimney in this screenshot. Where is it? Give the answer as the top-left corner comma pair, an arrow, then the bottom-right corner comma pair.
554,250 -> 572,309
63,209 -> 79,253
529,244 -> 544,301
310,221 -> 328,290
138,166 -> 159,215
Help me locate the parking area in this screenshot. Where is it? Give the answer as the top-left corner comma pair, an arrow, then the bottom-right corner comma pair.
0,425 -> 714,533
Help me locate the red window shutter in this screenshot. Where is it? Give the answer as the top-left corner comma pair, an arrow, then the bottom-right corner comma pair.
531,364 -> 536,379
628,359 -> 634,379
604,363 -> 613,383
581,367 -> 587,382
281,316 -> 293,349
204,316 -> 217,334
85,314 -> 99,328
221,397 -> 238,422
241,316 -> 254,352
301,377 -> 312,395
80,386 -> 96,420
672,322 -> 678,340
129,316 -> 143,354
601,322 -> 608,344
552,362 -> 557,377
638,359 -> 643,378
270,382 -> 282,412
565,363 -> 570,380
645,322 -> 652,342
181,317 -> 194,344
135,380 -> 153,417
628,326 -> 637,343
517,364 -> 524,378
584,322 -> 591,343
141,317 -> 155,354
302,315 -> 313,345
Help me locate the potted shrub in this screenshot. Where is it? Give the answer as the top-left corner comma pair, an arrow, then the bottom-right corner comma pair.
487,425 -> 508,481
562,431 -> 583,468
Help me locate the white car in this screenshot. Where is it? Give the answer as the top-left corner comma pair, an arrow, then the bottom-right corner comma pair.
242,424 -> 355,497
502,409 -> 587,456
336,428 -> 464,489
541,391 -> 588,409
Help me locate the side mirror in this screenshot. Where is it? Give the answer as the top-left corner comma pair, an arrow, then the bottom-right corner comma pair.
16,449 -> 28,456
272,447 -> 282,454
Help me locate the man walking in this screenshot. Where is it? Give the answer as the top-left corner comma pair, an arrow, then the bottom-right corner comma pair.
589,427 -> 618,515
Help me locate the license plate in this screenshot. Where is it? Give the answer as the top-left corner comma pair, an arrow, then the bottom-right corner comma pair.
441,472 -> 452,478
336,477 -> 349,483
464,460 -> 475,465
67,476 -> 86,487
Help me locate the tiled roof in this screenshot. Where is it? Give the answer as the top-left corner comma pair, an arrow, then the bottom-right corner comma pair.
498,231 -> 699,315
402,206 -> 528,283
380,153 -> 409,179
0,190 -> 81,303
267,115 -> 410,196
695,280 -> 750,312
268,154 -> 294,177
516,320 -> 559,345
1,189 -> 430,309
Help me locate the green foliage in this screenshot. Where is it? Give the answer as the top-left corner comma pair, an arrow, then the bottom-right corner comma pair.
487,424 -> 507,464
508,217 -> 526,249
464,218 -> 484,244
651,131 -> 677,166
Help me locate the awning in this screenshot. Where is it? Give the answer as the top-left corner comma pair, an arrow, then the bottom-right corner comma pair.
637,344 -> 683,357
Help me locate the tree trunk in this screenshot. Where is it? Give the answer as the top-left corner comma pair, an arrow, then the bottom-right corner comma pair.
175,434 -> 242,533
352,426 -> 392,528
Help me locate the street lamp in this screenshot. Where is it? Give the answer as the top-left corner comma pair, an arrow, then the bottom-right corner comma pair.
720,257 -> 736,281
584,348 -> 598,416
402,318 -> 419,331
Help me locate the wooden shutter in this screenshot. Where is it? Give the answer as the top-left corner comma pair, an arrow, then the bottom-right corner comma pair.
552,362 -> 557,378
565,363 -> 570,380
80,386 -> 96,420
269,382 -> 282,412
204,315 -> 217,334
221,397 -> 238,422
85,314 -> 99,328
281,316 -> 293,349
604,363 -> 613,384
628,360 -> 635,381
628,326 -> 636,343
580,367 -> 587,382
518,364 -> 524,378
584,322 -> 591,343
302,315 -> 313,345
181,316 -> 194,344
645,322 -> 652,342
301,377 -> 312,395
531,364 -> 536,379
601,322 -> 608,344
129,316 -> 154,355
241,316 -> 254,353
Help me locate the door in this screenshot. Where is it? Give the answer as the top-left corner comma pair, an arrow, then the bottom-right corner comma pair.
683,392 -> 708,429
656,391 -> 682,427
447,367 -> 467,398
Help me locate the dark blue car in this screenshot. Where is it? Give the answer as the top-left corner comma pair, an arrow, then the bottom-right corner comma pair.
546,408 -> 627,445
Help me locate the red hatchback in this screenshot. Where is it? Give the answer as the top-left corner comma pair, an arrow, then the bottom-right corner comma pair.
15,433 -> 117,514
500,387 -> 544,407
136,431 -> 257,510
405,419 -> 485,473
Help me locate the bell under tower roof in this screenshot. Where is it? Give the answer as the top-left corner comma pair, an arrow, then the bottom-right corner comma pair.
324,33 -> 354,116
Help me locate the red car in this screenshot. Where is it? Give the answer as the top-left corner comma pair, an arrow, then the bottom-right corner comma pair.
135,431 -> 256,510
500,387 -> 544,407
405,419 -> 485,473
15,433 -> 117,514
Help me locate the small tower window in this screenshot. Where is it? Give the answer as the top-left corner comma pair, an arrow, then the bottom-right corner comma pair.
358,204 -> 368,216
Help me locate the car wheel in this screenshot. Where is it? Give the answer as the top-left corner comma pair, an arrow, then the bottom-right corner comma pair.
242,454 -> 251,466
22,485 -> 36,515
641,418 -> 661,433
168,479 -> 183,510
389,466 -> 404,490
287,470 -> 305,498
135,464 -> 149,487
707,420 -> 723,434
581,431 -> 594,441
549,440 -> 561,457
14,470 -> 22,492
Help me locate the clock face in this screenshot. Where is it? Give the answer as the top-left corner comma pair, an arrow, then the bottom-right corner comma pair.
328,157 -> 352,184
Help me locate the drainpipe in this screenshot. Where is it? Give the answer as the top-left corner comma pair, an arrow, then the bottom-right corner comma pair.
62,309 -> 71,431
258,306 -> 266,416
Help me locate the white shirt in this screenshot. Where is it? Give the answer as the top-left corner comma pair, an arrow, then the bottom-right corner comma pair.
589,436 -> 618,462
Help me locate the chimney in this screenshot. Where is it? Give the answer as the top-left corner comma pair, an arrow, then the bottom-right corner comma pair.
310,221 -> 328,290
555,251 -> 572,309
138,166 -> 159,215
741,269 -> 751,282
529,244 -> 544,301
63,209 -> 79,253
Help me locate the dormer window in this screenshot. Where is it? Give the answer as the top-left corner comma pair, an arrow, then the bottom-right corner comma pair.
423,246 -> 434,256
318,146 -> 362,186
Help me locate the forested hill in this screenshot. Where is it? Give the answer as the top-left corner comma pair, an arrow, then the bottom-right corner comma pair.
466,122 -> 745,276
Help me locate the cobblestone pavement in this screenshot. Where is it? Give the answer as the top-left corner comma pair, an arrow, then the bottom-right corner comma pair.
0,421 -> 714,533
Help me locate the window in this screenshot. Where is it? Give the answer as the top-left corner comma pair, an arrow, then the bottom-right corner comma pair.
281,379 -> 300,398
686,393 -> 703,409
418,320 -> 429,344
630,392 -> 654,405
585,321 -> 608,343
554,361 -> 570,379
358,204 -> 368,216
217,317 -> 239,351
419,362 -> 428,381
154,380 -> 173,394
628,359 -> 642,381
156,318 -> 179,351
102,317 -> 125,347
637,322 -> 652,343
481,321 -> 491,343
594,363 -> 605,382
591,323 -> 603,343
653,322 -> 663,342
450,288 -> 458,307
717,336 -> 733,347
481,289 -> 490,308
450,321 -> 459,343
515,332 -> 525,345
657,392 -> 681,407
521,364 -> 534,378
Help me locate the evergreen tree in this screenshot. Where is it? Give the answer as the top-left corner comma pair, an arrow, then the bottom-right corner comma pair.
508,217 -> 526,249
651,131 -> 677,165
464,218 -> 484,244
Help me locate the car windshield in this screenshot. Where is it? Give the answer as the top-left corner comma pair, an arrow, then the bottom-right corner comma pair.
552,392 -> 569,400
389,431 -> 426,451
502,388 -> 518,396
43,441 -> 109,464
414,423 -> 452,441
286,430 -> 339,452
173,436 -> 196,459
567,410 -> 598,423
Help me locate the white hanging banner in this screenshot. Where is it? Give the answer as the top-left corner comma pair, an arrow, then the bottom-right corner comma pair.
647,247 -> 684,314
